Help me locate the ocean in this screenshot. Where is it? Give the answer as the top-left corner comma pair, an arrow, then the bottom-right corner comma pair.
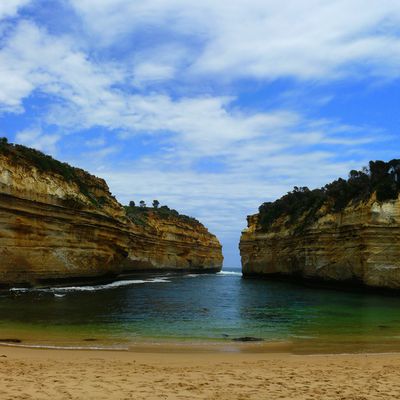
1,268 -> 400,353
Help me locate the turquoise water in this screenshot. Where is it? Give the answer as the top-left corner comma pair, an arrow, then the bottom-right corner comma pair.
1,269 -> 400,352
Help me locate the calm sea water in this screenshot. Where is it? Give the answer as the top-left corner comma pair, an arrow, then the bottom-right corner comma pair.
1,269 -> 400,353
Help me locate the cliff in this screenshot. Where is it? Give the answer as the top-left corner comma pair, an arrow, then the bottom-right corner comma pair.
240,160 -> 400,290
0,140 -> 222,287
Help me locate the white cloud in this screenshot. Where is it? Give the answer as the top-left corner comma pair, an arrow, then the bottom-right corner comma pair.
15,128 -> 60,154
133,62 -> 175,86
86,145 -> 120,160
85,137 -> 106,147
69,0 -> 400,81
129,43 -> 191,87
0,0 -> 30,20
46,92 -> 303,160
0,20 -> 123,113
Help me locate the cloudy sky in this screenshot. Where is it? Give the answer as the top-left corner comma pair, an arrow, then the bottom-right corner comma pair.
1,0 -> 400,266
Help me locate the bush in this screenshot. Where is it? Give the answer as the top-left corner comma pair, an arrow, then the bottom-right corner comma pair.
376,181 -> 397,202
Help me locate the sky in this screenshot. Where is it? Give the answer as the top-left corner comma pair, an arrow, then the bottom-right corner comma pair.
1,0 -> 400,267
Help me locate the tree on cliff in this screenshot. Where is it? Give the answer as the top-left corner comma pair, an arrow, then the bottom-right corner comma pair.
129,201 -> 135,207
139,200 -> 146,208
258,158 -> 400,231
152,200 -> 160,208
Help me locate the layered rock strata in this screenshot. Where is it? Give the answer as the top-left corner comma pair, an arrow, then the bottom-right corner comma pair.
0,145 -> 222,287
240,197 -> 400,290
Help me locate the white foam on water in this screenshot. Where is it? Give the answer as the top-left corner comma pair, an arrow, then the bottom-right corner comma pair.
10,277 -> 171,294
183,271 -> 242,278
217,270 -> 242,276
150,278 -> 171,283
0,342 -> 129,351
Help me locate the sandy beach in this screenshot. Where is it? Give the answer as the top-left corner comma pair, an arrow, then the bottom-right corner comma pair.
0,345 -> 399,399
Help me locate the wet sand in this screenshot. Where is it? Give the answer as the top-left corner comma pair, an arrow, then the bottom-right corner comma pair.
0,345 -> 400,399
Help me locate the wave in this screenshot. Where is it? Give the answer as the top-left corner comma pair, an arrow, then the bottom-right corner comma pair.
10,277 -> 171,294
9,271 -> 241,293
184,270 -> 242,278
0,342 -> 129,351
217,270 -> 242,276
148,277 -> 171,283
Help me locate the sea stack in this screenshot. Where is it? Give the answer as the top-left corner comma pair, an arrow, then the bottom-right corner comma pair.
240,160 -> 400,290
0,139 -> 222,287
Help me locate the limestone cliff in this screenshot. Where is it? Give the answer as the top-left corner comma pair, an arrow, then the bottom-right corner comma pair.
240,160 -> 400,290
0,141 -> 222,287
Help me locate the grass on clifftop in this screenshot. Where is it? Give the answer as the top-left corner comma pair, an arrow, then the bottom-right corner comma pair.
0,137 -> 104,206
124,202 -> 200,227
258,159 -> 400,231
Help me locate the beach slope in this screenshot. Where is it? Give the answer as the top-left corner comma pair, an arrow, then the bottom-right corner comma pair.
0,347 -> 399,399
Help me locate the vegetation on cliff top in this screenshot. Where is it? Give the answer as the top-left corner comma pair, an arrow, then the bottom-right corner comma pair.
0,137 -> 106,206
258,159 -> 400,231
0,138 -> 203,224
124,201 -> 200,227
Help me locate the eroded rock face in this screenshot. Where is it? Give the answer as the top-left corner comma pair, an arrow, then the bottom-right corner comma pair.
240,197 -> 400,290
0,151 -> 222,286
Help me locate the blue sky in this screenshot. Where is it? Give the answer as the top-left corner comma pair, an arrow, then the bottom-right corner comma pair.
1,0 -> 400,266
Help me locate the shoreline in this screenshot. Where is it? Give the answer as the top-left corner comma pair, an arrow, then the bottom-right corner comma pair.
2,337 -> 400,356
3,341 -> 400,356
1,345 -> 400,399
0,340 -> 293,354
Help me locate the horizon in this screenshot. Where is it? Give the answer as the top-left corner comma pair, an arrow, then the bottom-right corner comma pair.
1,1 -> 400,266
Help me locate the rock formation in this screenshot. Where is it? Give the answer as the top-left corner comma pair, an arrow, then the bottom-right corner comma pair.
240,160 -> 400,290
0,140 -> 222,287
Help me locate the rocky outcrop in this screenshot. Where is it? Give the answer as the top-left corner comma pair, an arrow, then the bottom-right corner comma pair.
240,196 -> 400,290
0,142 -> 222,287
